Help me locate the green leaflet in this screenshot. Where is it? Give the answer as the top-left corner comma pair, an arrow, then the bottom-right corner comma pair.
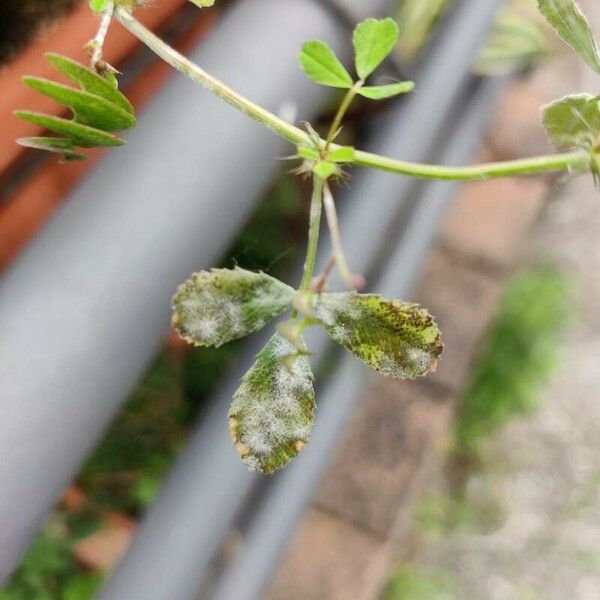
229,333 -> 315,474
299,41 -> 353,88
538,0 -> 600,74
46,53 -> 134,114
14,111 -> 124,147
299,292 -> 443,379
22,77 -> 136,131
312,160 -> 338,179
188,0 -> 215,6
172,267 -> 295,348
16,54 -> 135,162
541,94 -> 600,150
357,81 -> 415,100
16,137 -> 86,162
89,0 -> 110,12
353,18 -> 399,80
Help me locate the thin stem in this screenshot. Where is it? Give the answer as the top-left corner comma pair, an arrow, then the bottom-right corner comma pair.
291,175 -> 324,318
115,7 -> 304,145
114,8 -> 592,182
90,1 -> 115,71
322,182 -> 355,290
299,176 -> 325,291
323,82 -> 362,154
353,148 -> 591,180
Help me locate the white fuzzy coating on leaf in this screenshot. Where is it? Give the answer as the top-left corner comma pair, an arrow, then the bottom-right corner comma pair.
229,334 -> 315,474
301,292 -> 443,380
172,267 -> 295,348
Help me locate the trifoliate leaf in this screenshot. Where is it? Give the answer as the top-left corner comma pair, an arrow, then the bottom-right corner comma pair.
14,111 -> 124,147
16,137 -> 86,162
357,81 -> 415,100
538,0 -> 600,74
312,160 -> 338,179
22,77 -> 136,131
541,94 -> 600,150
299,292 -> 443,379
327,146 -> 355,162
172,268 -> 295,348
46,53 -> 134,114
229,333 -> 315,474
353,18 -> 399,80
89,0 -> 110,13
299,41 -> 353,88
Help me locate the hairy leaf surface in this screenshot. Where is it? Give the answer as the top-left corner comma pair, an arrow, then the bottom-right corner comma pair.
300,292 -> 443,378
229,334 -> 315,474
541,93 -> 600,150
299,41 -> 353,88
172,268 -> 294,347
538,0 -> 600,74
353,18 -> 399,80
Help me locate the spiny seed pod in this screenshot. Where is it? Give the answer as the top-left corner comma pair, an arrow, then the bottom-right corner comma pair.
14,52 -> 136,162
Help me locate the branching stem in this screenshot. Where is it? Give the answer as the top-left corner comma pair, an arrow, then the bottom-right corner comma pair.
114,8 -> 591,181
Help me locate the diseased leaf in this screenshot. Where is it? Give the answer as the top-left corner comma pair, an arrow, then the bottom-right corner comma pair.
172,267 -> 294,348
299,41 -> 353,88
538,0 -> 600,74
353,18 -> 399,80
14,111 -> 124,147
357,81 -> 415,100
328,146 -> 355,162
229,333 -> 315,474
46,53 -> 134,114
16,136 -> 86,161
22,77 -> 136,131
299,292 -> 443,379
541,93 -> 600,150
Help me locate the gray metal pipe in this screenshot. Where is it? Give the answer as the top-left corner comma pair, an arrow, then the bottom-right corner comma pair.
0,0 -> 350,582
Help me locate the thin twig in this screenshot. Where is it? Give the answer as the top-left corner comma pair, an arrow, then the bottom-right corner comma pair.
323,182 -> 356,290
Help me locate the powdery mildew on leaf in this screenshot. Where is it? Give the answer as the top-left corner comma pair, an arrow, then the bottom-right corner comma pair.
541,94 -> 600,150
229,334 -> 315,474
302,292 -> 443,379
172,267 -> 294,348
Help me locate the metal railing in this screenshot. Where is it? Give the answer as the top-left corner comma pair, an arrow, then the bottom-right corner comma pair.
0,0 -> 504,597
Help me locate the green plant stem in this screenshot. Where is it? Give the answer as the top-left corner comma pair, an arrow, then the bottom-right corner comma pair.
299,176 -> 325,291
114,8 -> 591,181
353,148 -> 590,180
323,82 -> 362,154
291,175 -> 324,319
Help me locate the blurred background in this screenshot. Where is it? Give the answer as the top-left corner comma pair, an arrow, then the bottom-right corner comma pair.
0,0 -> 599,598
